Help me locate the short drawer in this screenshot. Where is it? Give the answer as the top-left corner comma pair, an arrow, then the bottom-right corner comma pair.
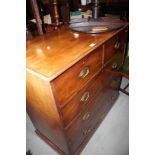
61,71 -> 104,128
52,47 -> 103,107
103,31 -> 126,64
104,52 -> 124,71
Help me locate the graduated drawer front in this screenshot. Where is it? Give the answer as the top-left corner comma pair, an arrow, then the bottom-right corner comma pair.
52,47 -> 103,107
61,71 -> 104,128
103,30 -> 126,64
66,71 -> 121,154
67,90 -> 119,154
104,52 -> 124,71
103,69 -> 122,91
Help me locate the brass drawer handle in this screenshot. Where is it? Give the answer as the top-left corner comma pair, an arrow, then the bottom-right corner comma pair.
82,112 -> 90,121
80,91 -> 90,103
83,128 -> 91,136
114,41 -> 120,49
79,67 -> 90,79
111,62 -> 118,70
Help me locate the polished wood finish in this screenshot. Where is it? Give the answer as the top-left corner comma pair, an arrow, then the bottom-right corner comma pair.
66,70 -> 121,154
26,23 -> 128,155
26,70 -> 69,155
52,47 -> 103,107
26,24 -> 128,80
36,129 -> 67,155
105,52 -> 123,71
61,71 -> 104,128
103,28 -> 127,63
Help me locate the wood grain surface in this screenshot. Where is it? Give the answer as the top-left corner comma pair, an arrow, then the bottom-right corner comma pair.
26,23 -> 128,155
26,24 -> 128,80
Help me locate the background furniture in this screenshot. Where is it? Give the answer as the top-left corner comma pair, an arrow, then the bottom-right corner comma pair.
26,0 -> 61,37
26,23 -> 128,155
27,0 -> 44,35
26,0 -> 129,39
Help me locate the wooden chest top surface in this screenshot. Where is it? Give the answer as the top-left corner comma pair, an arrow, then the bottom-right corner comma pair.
26,24 -> 128,80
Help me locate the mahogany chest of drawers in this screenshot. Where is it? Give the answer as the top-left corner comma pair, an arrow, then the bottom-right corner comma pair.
26,24 -> 128,155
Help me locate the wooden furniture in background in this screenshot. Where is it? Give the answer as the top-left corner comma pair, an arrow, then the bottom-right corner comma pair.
30,0 -> 44,35
70,0 -> 80,11
26,23 -> 128,155
60,0 -> 70,24
50,0 -> 60,30
27,0 -> 61,36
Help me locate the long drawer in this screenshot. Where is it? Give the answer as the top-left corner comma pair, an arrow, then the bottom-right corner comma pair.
66,71 -> 121,154
52,46 -> 103,107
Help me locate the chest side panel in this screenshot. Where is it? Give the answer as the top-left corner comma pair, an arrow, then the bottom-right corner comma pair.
26,70 -> 70,155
